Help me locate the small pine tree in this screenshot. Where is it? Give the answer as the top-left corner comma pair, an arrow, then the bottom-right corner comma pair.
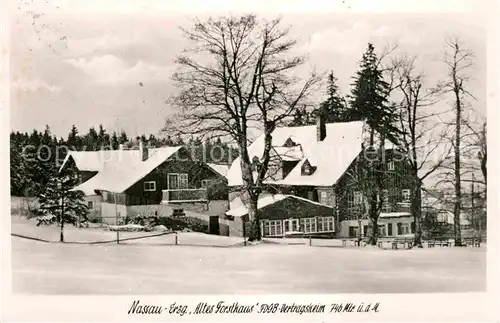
111,131 -> 120,150
288,106 -> 309,126
37,168 -> 89,242
119,131 -> 129,145
316,71 -> 352,123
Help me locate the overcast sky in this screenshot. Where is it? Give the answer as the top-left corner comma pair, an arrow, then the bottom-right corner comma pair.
10,2 -> 486,139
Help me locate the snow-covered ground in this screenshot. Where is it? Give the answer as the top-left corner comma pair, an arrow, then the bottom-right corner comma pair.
11,216 -> 245,246
11,216 -> 486,294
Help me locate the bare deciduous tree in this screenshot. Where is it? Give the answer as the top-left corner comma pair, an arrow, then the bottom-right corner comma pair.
392,55 -> 451,247
169,15 -> 321,240
436,37 -> 476,246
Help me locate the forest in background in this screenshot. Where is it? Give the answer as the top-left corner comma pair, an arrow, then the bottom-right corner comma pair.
10,125 -> 238,197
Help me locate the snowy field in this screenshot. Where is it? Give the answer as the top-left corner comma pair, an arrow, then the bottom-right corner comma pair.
10,216 -> 486,294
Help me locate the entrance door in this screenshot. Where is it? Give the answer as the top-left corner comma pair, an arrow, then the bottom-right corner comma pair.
349,226 -> 359,238
209,216 -> 220,235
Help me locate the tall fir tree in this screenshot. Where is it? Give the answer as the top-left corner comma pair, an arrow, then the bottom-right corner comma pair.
348,43 -> 399,245
86,127 -> 99,150
37,166 -> 89,242
37,125 -> 58,190
349,43 -> 400,144
67,125 -> 80,150
10,132 -> 28,196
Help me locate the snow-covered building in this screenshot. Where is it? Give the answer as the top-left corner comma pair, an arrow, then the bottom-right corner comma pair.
59,143 -> 228,227
225,115 -> 418,238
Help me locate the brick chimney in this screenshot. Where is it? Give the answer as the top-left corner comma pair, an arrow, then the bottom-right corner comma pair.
139,141 -> 149,161
316,112 -> 326,141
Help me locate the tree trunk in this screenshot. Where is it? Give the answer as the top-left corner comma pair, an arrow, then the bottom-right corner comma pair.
238,140 -> 261,241
247,196 -> 261,241
412,180 -> 423,247
357,216 -> 362,242
60,194 -> 65,243
453,84 -> 463,247
481,158 -> 487,186
367,203 -> 379,245
366,131 -> 384,246
60,221 -> 64,242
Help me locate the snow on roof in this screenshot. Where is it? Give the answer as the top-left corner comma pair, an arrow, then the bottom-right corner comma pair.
226,194 -> 334,217
206,163 -> 229,178
379,212 -> 412,218
226,121 -> 365,187
60,149 -> 150,172
70,147 -> 182,195
271,146 -> 303,161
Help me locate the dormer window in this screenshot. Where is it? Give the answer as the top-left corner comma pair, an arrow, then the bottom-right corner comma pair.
283,138 -> 297,147
301,159 -> 317,176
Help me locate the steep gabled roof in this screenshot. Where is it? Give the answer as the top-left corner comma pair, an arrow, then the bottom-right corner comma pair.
70,147 -> 182,195
206,163 -> 230,179
227,121 -> 367,187
60,149 -> 159,173
226,194 -> 334,217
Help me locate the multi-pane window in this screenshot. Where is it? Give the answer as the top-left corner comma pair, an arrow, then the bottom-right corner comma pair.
378,224 -> 386,237
144,181 -> 156,192
402,189 -> 411,202
388,161 -> 395,171
380,189 -> 390,212
283,219 -> 299,233
401,223 -> 410,234
354,191 -> 363,205
168,173 -> 189,189
179,174 -> 188,189
437,213 -> 448,223
300,217 -> 317,233
262,220 -> 283,236
348,191 -> 363,208
381,189 -> 389,204
201,179 -> 212,187
87,201 -> 94,209
317,217 -> 335,232
319,191 -> 329,205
